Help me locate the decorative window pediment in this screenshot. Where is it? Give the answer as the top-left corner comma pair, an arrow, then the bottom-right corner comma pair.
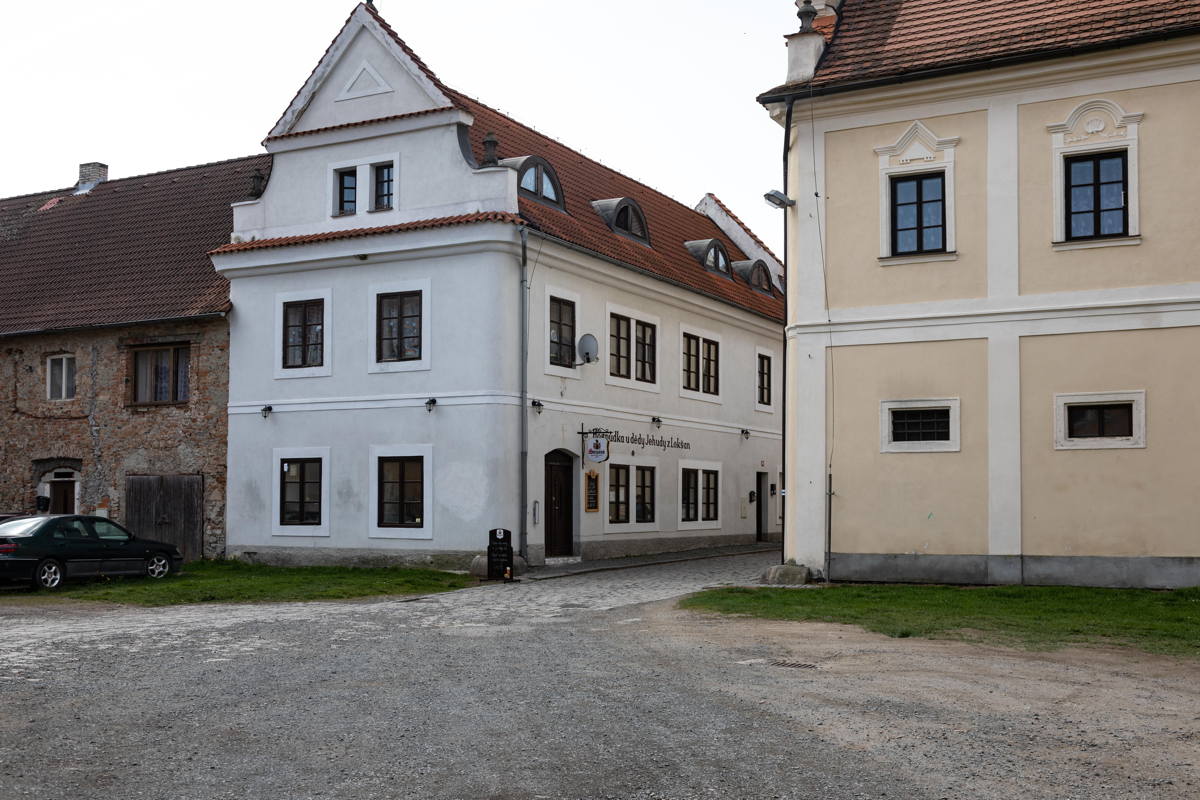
874,120 -> 961,166
875,120 -> 959,260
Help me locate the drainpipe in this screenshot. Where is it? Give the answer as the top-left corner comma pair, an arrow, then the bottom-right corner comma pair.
518,226 -> 530,561
780,98 -> 795,566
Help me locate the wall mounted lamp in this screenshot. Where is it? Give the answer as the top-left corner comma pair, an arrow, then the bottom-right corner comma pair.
531,399 -> 544,414
651,416 -> 662,429
741,429 -> 751,440
425,398 -> 438,413
260,405 -> 273,419
763,189 -> 796,209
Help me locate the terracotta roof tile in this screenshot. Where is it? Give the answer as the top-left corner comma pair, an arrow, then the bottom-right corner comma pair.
0,155 -> 270,337
702,193 -> 782,265
211,212 -> 523,253
761,0 -> 1200,98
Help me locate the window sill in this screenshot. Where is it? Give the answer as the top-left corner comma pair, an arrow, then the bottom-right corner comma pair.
128,402 -> 188,410
367,206 -> 393,214
878,251 -> 958,267
1052,236 -> 1140,252
332,211 -> 356,218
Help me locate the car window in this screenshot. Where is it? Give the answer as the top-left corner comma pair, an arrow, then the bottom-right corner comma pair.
55,519 -> 96,541
0,518 -> 45,537
90,520 -> 132,541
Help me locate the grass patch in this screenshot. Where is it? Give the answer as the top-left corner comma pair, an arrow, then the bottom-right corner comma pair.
4,560 -> 473,607
679,584 -> 1200,657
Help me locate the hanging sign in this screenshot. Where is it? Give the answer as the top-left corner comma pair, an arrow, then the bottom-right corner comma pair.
584,471 -> 600,512
585,437 -> 609,463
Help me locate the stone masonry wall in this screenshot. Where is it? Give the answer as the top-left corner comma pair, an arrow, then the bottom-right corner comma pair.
1,318 -> 229,557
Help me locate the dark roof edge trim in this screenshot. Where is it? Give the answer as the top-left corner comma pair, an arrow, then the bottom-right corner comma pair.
757,24 -> 1200,104
0,311 -> 229,340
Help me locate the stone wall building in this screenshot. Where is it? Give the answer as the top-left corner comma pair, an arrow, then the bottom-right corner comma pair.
0,157 -> 269,558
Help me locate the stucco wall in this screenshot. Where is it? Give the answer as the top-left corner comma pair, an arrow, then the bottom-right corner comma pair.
1020,327 -> 1200,557
829,338 -> 989,555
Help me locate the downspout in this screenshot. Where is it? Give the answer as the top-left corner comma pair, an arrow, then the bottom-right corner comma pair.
780,98 -> 795,566
518,226 -> 530,561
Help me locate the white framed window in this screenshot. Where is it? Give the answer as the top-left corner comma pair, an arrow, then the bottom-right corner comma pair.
46,354 -> 76,400
369,444 -> 434,539
367,278 -> 431,374
271,447 -> 331,537
755,346 -> 775,413
678,459 -> 721,531
880,398 -> 961,453
1054,391 -> 1145,450
274,288 -> 333,379
327,153 -> 399,219
1047,99 -> 1143,249
874,120 -> 960,264
544,285 -> 581,381
604,302 -> 660,394
604,454 -> 661,535
679,323 -> 722,404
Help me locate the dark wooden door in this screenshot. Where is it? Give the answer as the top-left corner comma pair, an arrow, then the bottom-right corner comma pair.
125,475 -> 204,561
544,452 -> 573,558
756,472 -> 769,541
49,482 -> 74,514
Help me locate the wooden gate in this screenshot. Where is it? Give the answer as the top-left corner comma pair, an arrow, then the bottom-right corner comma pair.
124,475 -> 204,561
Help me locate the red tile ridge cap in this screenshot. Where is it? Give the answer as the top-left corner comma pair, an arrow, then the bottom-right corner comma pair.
264,107 -> 457,142
702,193 -> 782,264
210,211 -> 523,254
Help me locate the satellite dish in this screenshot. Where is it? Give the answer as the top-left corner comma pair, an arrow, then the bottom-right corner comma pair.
577,333 -> 599,365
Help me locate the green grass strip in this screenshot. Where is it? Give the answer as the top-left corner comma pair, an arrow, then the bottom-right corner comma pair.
679,584 -> 1200,657
6,559 -> 473,607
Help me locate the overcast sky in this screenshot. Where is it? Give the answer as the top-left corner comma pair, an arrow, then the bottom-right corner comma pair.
1,0 -> 799,253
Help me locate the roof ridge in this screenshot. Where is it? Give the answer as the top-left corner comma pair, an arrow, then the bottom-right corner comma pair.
702,193 -> 782,264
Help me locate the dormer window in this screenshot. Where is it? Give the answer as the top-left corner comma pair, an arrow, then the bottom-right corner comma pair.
685,239 -> 731,276
516,158 -> 563,209
732,259 -> 774,294
593,198 -> 650,245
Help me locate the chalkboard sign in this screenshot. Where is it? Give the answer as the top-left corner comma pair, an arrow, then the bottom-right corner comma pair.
487,528 -> 514,581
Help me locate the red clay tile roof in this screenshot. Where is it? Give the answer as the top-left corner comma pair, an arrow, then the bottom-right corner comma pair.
211,212 -> 523,253
0,155 -> 270,337
761,0 -> 1200,100
702,193 -> 782,265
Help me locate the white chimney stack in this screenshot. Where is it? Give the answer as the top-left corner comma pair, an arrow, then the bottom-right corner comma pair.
786,0 -> 827,85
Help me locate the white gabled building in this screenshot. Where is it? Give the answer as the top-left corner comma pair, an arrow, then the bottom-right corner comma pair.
212,3 -> 784,566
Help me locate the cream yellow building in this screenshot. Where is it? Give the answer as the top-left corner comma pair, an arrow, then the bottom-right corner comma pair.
761,0 -> 1200,587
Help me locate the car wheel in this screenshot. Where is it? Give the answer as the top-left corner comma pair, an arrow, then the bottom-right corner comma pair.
145,553 -> 172,580
33,559 -> 64,590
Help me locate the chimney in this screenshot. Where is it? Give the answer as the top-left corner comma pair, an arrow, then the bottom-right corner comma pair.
78,162 -> 108,186
785,0 -> 826,85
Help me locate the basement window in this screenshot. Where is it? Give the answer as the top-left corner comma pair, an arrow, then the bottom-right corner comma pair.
1054,391 -> 1145,450
880,398 -> 960,453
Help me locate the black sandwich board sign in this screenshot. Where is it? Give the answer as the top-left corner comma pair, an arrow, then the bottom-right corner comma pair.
487,528 -> 515,582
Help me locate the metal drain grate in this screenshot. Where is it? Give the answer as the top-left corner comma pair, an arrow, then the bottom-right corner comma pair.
770,660 -> 818,670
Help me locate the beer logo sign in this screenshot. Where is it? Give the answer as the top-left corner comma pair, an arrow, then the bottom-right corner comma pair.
585,437 -> 610,463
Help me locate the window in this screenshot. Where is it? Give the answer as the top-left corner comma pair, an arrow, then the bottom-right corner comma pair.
681,469 -> 699,522
635,466 -> 655,524
704,242 -> 730,274
1065,152 -> 1127,240
1054,391 -> 1145,450
880,399 -> 961,453
891,173 -> 945,255
701,470 -> 719,522
615,204 -> 647,241
378,456 -> 423,527
549,296 -> 576,368
749,262 -> 773,292
280,458 -> 322,526
702,340 -> 719,395
610,314 -> 631,378
518,160 -> 563,209
336,169 -> 357,215
682,334 -> 701,392
609,464 -> 629,524
377,291 -> 421,362
757,354 -> 772,407
132,346 -> 189,405
635,321 -> 656,383
373,163 -> 394,211
91,520 -> 131,541
47,354 -> 75,400
283,299 -> 324,369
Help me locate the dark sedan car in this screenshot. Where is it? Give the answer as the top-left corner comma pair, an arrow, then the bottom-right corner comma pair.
0,515 -> 183,590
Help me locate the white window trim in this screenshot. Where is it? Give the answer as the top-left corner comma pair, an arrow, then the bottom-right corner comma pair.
880,398 -> 962,454
327,153 -> 400,218
755,346 -> 775,414
604,454 -> 661,535
679,323 -> 722,405
367,278 -> 431,374
875,121 -> 960,259
272,447 -> 331,538
1054,390 -> 1146,451
604,302 -> 661,394
678,459 -> 722,532
369,444 -> 434,539
544,285 -> 581,381
1047,99 -> 1143,244
46,353 -> 76,401
274,288 -> 333,380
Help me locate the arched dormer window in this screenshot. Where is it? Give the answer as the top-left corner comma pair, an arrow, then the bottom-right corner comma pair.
517,157 -> 563,209
593,198 -> 650,245
685,239 -> 731,276
733,259 -> 774,294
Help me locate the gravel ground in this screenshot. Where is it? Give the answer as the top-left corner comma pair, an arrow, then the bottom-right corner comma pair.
0,552 -> 1195,799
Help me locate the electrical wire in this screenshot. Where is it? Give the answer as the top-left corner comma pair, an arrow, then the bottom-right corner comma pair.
807,81 -> 837,474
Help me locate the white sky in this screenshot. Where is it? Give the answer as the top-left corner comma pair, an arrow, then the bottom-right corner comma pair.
0,0 -> 799,254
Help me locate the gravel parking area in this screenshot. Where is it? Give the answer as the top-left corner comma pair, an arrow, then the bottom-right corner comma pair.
1,552 -> 1195,799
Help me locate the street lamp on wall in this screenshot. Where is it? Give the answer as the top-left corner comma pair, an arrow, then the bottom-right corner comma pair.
260,405 -> 273,419
425,398 -> 438,413
652,416 -> 662,429
741,429 -> 751,440
531,400 -> 544,414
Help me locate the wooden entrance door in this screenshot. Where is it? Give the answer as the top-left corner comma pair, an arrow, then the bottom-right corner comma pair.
756,472 -> 769,541
544,452 -> 574,558
125,475 -> 204,561
49,481 -> 75,514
